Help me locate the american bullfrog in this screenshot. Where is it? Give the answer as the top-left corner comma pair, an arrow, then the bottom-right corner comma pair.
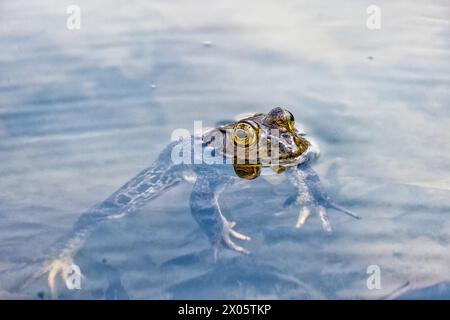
34,107 -> 359,297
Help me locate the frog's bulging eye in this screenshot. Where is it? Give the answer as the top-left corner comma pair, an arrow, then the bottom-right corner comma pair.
284,110 -> 295,131
233,122 -> 258,146
272,108 -> 296,131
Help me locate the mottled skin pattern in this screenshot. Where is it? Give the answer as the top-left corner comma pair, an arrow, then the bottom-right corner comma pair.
29,107 -> 359,298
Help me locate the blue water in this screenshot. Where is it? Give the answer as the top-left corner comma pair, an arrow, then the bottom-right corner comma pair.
0,0 -> 449,299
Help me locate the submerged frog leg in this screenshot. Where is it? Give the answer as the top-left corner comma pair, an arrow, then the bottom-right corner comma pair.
286,164 -> 360,232
286,166 -> 318,229
298,163 -> 360,220
190,173 -> 250,257
38,142 -> 186,298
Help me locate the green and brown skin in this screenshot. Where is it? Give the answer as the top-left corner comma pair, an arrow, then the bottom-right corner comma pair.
31,107 -> 359,297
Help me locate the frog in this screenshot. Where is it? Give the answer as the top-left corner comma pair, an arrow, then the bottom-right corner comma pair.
28,107 -> 359,298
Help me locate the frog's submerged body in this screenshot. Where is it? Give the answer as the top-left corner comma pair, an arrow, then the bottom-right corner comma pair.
30,107 -> 359,297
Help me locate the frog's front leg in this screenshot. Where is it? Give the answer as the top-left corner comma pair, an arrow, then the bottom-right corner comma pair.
286,163 -> 360,232
189,173 -> 251,257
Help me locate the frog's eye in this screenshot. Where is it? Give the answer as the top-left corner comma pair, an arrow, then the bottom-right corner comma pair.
284,110 -> 295,131
272,108 -> 296,131
232,122 -> 258,146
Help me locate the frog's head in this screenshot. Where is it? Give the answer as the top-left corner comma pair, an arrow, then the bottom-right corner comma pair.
213,107 -> 313,179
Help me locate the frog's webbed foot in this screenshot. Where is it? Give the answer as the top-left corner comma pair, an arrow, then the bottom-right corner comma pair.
295,204 -> 332,232
295,200 -> 360,233
287,164 -> 360,232
199,209 -> 251,258
190,175 -> 251,258
227,221 -> 251,241
220,219 -> 251,255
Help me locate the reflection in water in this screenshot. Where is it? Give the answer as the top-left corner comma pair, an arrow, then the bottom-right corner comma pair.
166,257 -> 319,299
0,0 -> 449,299
102,259 -> 130,300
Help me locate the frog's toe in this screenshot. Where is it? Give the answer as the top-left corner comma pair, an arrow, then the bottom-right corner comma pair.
225,220 -> 251,241
229,228 -> 251,241
226,221 -> 250,241
222,236 -> 250,254
220,223 -> 251,254
46,256 -> 80,299
294,205 -> 332,232
295,207 -> 311,228
317,205 -> 332,233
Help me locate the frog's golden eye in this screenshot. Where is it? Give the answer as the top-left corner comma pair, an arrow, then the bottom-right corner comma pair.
232,122 -> 258,146
273,108 -> 296,131
284,110 -> 295,131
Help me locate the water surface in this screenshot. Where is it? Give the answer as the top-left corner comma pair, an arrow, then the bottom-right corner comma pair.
0,0 -> 449,299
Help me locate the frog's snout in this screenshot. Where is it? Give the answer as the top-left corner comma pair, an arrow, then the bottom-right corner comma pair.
263,133 -> 298,160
